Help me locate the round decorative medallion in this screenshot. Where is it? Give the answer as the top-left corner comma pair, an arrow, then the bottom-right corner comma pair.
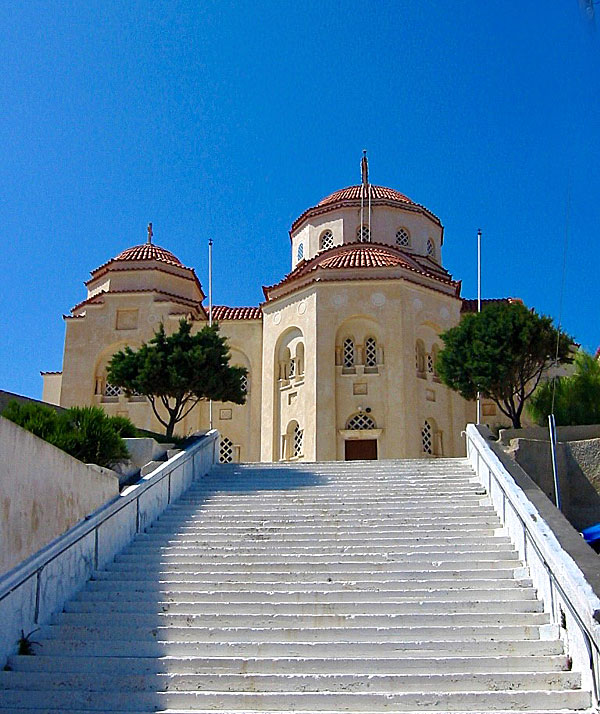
371,292 -> 385,307
273,312 -> 282,325
298,301 -> 307,315
332,293 -> 347,307
148,313 -> 159,324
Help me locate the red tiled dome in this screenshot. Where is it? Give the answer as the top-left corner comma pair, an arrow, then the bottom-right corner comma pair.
317,184 -> 414,206
316,243 -> 415,270
114,243 -> 183,267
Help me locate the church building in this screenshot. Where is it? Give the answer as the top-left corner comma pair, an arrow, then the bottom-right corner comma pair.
42,159 -> 503,462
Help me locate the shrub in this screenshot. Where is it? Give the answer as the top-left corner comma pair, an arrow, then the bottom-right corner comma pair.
107,415 -> 139,438
2,401 -> 129,469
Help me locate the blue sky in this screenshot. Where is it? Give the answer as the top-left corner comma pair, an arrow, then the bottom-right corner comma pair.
1,1 -> 599,399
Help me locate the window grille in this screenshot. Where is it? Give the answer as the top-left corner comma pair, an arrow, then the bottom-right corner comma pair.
320,230 -> 334,250
357,225 -> 370,242
343,338 -> 355,368
240,374 -> 248,393
422,420 -> 433,455
427,353 -> 434,374
293,424 -> 303,456
219,437 -> 234,463
289,358 -> 296,379
396,228 -> 410,247
297,243 -> 304,261
346,413 -> 376,430
104,383 -> 122,397
426,238 -> 434,256
365,338 -> 377,367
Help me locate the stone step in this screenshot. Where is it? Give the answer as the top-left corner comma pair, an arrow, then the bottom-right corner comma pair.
74,585 -> 538,603
65,598 -> 543,616
83,575 -> 534,590
36,623 -> 553,643
50,611 -> 551,630
156,505 -> 497,517
0,686 -> 590,711
8,653 -> 569,675
29,637 -> 566,658
148,514 -> 502,527
144,522 -> 504,535
0,670 -> 582,694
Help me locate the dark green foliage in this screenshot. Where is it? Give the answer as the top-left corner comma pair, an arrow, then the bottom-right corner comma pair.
528,350 -> 600,426
107,319 -> 247,438
1,400 -> 59,441
2,401 -> 129,468
436,302 -> 573,429
107,415 -> 139,438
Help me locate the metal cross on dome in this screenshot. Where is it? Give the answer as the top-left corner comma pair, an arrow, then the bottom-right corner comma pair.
147,222 -> 153,244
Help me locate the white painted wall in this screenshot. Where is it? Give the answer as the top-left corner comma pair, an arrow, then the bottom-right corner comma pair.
0,429 -> 218,666
0,416 -> 119,576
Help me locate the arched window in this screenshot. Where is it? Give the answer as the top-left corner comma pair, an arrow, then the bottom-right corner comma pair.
346,413 -> 377,430
295,342 -> 305,377
219,437 -> 234,463
422,421 -> 433,455
293,423 -> 303,457
431,344 -> 440,380
357,225 -> 370,242
297,243 -> 304,261
426,238 -> 434,256
396,227 -> 410,247
365,337 -> 377,368
426,352 -> 435,375
343,338 -> 355,368
415,339 -> 426,377
240,373 -> 249,394
320,230 -> 334,250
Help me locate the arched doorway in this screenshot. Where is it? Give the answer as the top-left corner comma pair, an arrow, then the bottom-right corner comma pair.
343,412 -> 378,461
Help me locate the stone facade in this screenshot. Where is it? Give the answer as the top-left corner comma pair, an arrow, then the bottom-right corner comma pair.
43,179 -> 505,462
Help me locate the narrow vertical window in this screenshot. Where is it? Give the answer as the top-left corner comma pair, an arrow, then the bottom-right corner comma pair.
320,230 -> 334,250
357,225 -> 370,242
396,228 -> 410,247
219,437 -> 234,463
422,421 -> 433,455
297,243 -> 304,261
293,424 -> 303,456
426,238 -> 434,256
343,338 -> 355,368
365,337 -> 377,367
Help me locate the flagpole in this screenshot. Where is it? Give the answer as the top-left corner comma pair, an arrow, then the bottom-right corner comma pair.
476,228 -> 482,425
208,238 -> 213,431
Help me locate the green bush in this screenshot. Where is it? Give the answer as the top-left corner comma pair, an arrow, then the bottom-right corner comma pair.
2,401 -> 129,469
107,415 -> 139,438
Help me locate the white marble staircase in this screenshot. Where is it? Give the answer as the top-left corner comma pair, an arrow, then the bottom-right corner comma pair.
0,459 -> 593,712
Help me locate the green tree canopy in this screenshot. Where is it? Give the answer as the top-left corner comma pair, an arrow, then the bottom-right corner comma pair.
107,319 -> 246,438
436,301 -> 573,429
528,350 -> 600,426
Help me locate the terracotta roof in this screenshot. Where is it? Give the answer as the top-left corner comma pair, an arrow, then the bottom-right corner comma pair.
461,297 -> 521,313
114,243 -> 183,266
318,184 -> 413,206
210,305 -> 262,321
291,184 -> 442,233
263,242 -> 458,300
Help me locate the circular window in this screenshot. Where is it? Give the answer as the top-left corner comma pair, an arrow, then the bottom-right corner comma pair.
320,230 -> 334,250
396,228 -> 410,247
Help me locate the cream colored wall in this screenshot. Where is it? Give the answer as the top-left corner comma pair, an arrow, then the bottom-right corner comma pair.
260,289 -> 317,462
210,319 -> 263,462
87,266 -> 202,303
310,279 -> 467,461
41,373 -> 62,406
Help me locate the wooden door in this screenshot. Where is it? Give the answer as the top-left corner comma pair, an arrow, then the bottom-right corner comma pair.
345,439 -> 378,461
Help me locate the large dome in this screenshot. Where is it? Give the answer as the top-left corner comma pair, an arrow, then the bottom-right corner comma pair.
317,184 -> 414,207
114,243 -> 183,267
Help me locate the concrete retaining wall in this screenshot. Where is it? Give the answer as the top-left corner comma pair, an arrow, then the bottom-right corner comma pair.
0,429 -> 219,667
499,424 -> 600,445
0,416 -> 119,576
466,424 -> 600,705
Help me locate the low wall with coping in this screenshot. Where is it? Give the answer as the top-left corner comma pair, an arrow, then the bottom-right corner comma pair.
0,416 -> 119,576
466,423 -> 600,705
0,429 -> 219,666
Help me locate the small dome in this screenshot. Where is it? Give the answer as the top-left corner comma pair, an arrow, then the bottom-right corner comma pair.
114,243 -> 183,267
316,242 -> 416,270
317,184 -> 414,206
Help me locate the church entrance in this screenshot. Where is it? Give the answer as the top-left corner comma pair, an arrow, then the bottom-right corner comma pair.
345,439 -> 378,461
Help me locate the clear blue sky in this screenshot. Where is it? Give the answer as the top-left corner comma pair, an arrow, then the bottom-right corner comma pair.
1,1 -> 599,399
